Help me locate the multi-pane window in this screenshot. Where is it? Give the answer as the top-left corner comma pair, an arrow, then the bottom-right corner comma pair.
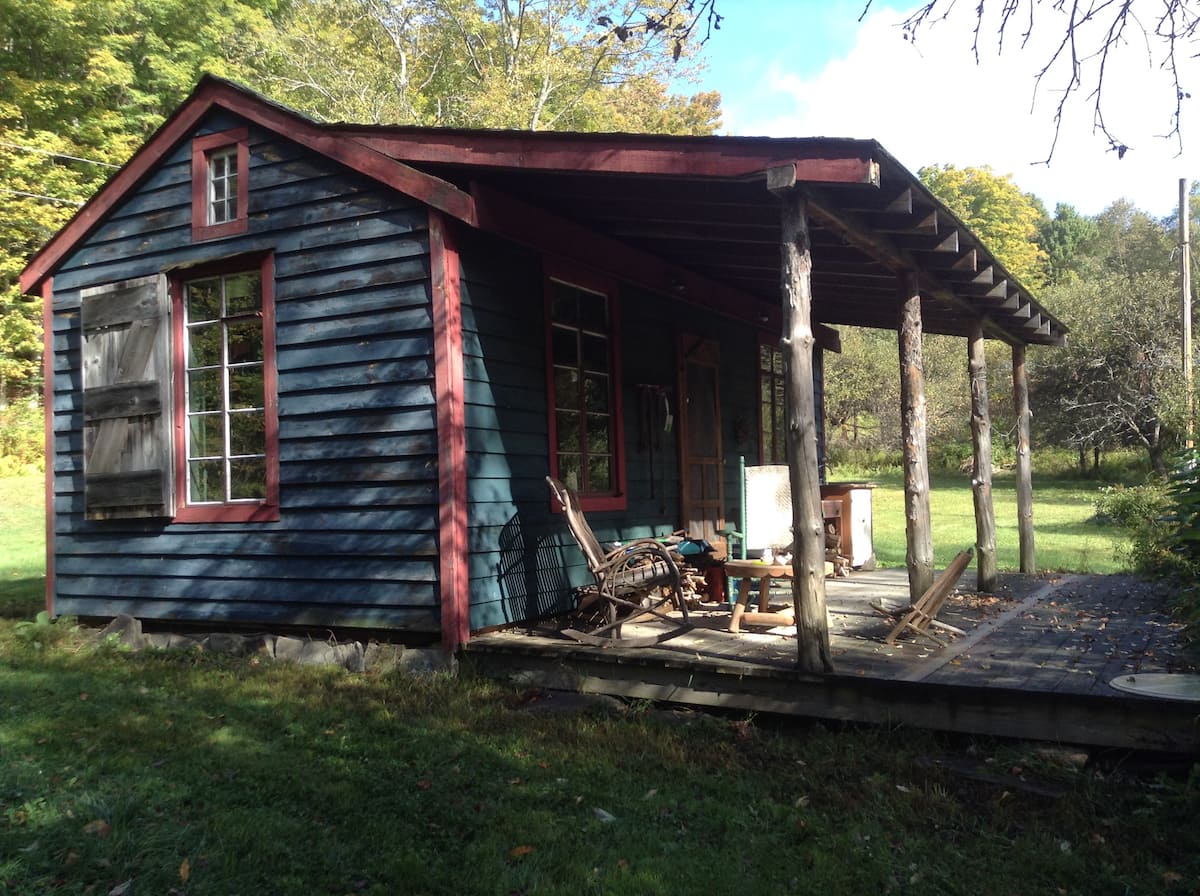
547,273 -> 623,508
759,342 -> 786,464
207,146 -> 239,225
182,271 -> 268,505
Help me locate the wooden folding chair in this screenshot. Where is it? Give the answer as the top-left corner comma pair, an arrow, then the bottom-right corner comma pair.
884,548 -> 974,646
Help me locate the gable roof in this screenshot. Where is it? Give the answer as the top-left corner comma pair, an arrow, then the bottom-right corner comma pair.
22,75 -> 1064,346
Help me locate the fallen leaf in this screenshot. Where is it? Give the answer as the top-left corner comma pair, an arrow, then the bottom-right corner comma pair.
180,857 -> 190,882
79,692 -> 89,701
1162,871 -> 1183,884
510,845 -> 534,858
617,858 -> 629,869
416,780 -> 432,790
108,881 -> 132,896
82,819 -> 112,838
592,807 -> 616,823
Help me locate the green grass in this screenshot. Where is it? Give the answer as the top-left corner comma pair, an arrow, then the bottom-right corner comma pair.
0,472 -> 44,619
0,633 -> 1197,895
0,469 -> 1194,893
829,468 -> 1130,574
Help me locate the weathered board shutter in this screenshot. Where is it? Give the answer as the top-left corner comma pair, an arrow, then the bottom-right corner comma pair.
80,275 -> 175,519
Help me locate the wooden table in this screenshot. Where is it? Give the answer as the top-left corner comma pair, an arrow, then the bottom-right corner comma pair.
724,559 -> 796,634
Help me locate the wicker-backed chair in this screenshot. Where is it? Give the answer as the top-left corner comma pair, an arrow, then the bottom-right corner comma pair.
546,476 -> 688,647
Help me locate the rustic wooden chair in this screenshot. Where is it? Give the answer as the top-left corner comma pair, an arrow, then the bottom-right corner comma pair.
546,476 -> 689,647
884,548 -> 974,646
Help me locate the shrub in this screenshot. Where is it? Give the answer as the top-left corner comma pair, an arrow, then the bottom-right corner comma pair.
1093,482 -> 1170,529
824,444 -> 902,478
0,401 -> 44,475
13,610 -> 79,651
1111,450 -> 1200,629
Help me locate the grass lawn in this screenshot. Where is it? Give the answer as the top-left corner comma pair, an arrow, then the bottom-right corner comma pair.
1,630 -> 1197,895
2,469 -> 1190,894
0,472 -> 44,619
838,469 -> 1130,574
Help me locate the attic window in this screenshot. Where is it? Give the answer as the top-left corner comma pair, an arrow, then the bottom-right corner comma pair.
191,128 -> 248,241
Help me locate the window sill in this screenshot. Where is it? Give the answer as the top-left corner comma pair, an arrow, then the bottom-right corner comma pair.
174,503 -> 280,524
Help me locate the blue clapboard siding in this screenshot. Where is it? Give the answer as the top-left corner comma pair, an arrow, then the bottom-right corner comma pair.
48,110 -> 441,632
457,224 -> 765,629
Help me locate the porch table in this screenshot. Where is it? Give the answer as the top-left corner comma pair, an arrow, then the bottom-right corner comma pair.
724,559 -> 796,634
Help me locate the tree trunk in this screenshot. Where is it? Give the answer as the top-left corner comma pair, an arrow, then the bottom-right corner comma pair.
1012,343 -> 1036,574
968,321 -> 997,591
778,190 -> 834,674
898,272 -> 934,600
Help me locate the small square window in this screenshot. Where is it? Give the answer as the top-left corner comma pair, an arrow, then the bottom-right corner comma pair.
191,128 -> 248,241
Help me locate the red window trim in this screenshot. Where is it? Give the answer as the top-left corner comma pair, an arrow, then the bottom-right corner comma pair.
544,259 -> 626,512
191,127 -> 249,242
170,253 -> 279,523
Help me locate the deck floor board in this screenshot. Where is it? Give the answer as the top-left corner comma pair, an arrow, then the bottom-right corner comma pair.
467,569 -> 1198,751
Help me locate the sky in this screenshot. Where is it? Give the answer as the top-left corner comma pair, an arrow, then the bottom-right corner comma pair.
692,0 -> 1197,219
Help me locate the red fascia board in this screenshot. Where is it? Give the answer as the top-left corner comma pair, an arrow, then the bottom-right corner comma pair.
351,131 -> 880,184
471,180 -> 839,349
20,80 -> 476,294
41,278 -> 56,617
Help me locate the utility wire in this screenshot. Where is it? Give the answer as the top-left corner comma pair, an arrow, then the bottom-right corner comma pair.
0,187 -> 85,207
0,139 -> 120,169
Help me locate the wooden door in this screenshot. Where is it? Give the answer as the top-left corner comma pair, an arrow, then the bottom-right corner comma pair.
677,334 -> 726,556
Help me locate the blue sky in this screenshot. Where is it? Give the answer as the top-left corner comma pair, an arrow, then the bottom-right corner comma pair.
690,1 -> 1195,219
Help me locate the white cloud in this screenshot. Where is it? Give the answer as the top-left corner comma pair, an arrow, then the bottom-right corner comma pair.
723,5 -> 1196,218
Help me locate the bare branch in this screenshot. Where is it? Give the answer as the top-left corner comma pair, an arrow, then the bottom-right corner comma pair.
862,0 -> 1199,161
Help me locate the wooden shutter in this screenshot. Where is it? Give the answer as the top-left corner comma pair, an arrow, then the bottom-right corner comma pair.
80,275 -> 175,519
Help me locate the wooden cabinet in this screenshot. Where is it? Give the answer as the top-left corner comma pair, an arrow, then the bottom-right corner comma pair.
820,482 -> 876,569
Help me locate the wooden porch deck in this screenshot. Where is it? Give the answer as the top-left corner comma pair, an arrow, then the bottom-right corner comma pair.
465,569 -> 1200,753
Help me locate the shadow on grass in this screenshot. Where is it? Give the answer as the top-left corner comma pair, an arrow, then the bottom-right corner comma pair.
0,576 -> 45,620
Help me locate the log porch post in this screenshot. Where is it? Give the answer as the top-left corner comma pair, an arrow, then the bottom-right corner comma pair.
898,272 -> 934,599
1012,343 -> 1036,573
772,171 -> 833,673
967,319 -> 997,591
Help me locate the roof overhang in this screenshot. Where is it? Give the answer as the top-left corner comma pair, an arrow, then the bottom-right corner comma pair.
21,75 -> 1065,347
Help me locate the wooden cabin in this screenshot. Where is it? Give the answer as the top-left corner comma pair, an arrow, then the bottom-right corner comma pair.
20,76 -> 1064,655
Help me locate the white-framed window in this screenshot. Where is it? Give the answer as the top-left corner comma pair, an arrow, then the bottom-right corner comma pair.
207,146 -> 239,225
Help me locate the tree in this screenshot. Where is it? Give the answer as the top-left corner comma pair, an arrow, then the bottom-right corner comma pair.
255,0 -> 723,132
1031,201 -> 1185,473
822,327 -> 900,452
920,164 -> 1049,291
861,0 -> 1198,161
1038,203 -> 1098,287
0,0 -> 281,403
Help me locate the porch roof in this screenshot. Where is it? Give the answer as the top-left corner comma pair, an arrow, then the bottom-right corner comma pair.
21,75 -> 1065,347
351,125 -> 1066,347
